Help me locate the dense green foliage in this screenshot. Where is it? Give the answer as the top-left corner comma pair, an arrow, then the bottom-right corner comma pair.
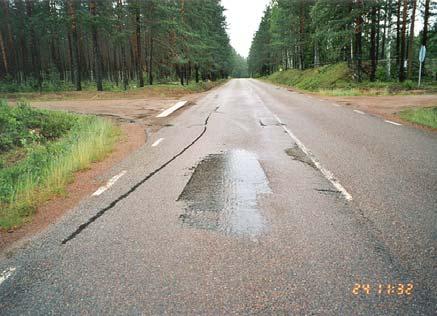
249,0 -> 437,83
0,0 -> 235,92
0,101 -> 77,151
0,101 -> 119,228
268,63 -> 352,90
400,106 -> 437,128
266,62 -> 431,95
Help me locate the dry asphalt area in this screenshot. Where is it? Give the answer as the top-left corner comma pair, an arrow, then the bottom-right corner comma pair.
0,79 -> 436,314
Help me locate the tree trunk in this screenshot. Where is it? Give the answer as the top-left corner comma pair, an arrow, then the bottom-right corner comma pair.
375,6 -> 381,68
0,32 -> 8,75
354,0 -> 363,82
299,2 -> 305,70
386,0 -> 393,78
422,0 -> 430,46
407,0 -> 416,79
121,45 -> 128,90
148,34 -> 153,85
380,1 -> 388,59
421,0 -> 430,75
26,0 -> 42,90
369,5 -> 377,81
398,0 -> 407,82
314,41 -> 319,67
89,0 -> 103,91
116,0 -> 128,90
195,64 -> 199,83
2,0 -> 17,78
135,2 -> 144,87
395,0 -> 401,69
67,0 -> 81,91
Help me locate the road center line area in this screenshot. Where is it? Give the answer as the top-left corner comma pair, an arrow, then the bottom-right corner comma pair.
272,114 -> 353,201
385,120 -> 403,126
92,171 -> 127,197
156,101 -> 188,118
151,138 -> 164,147
0,267 -> 16,286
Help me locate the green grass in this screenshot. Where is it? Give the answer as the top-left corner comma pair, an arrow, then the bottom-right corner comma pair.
0,101 -> 120,229
399,107 -> 437,128
265,63 -> 437,96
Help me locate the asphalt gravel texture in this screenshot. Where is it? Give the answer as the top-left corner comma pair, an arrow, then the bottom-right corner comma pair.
0,79 -> 435,315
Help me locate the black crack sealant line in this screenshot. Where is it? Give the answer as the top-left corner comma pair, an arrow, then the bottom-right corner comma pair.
62,106 -> 220,244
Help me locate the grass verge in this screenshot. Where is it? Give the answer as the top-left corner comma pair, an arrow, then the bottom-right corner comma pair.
265,63 -> 436,96
399,107 -> 437,129
0,101 -> 120,229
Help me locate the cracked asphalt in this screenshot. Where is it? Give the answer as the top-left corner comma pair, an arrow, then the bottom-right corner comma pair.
0,79 -> 436,315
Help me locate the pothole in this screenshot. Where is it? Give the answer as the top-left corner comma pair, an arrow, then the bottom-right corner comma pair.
178,150 -> 271,237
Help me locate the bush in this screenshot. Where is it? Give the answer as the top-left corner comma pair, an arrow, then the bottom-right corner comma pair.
0,107 -> 119,229
401,80 -> 415,90
0,101 -> 77,152
268,63 -> 352,91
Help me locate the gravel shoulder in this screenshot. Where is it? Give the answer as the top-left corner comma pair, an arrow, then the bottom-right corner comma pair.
324,94 -> 437,129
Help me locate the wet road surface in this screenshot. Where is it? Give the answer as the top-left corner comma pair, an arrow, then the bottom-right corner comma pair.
0,79 -> 436,314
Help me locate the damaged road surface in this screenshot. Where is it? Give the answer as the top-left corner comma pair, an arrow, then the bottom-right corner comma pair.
0,79 -> 436,315
178,150 -> 270,237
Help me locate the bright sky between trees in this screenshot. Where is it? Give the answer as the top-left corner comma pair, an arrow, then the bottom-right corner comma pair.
222,0 -> 271,58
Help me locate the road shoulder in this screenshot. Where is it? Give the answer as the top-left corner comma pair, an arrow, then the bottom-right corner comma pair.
0,122 -> 145,252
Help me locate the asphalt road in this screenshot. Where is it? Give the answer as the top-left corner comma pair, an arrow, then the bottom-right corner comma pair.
0,79 -> 436,315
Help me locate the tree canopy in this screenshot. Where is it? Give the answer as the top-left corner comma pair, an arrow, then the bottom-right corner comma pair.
0,0 -> 236,91
248,0 -> 437,82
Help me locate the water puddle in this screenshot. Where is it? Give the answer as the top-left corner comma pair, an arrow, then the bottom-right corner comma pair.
178,150 -> 271,237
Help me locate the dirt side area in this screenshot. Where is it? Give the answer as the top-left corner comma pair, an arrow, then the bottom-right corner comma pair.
323,94 -> 437,128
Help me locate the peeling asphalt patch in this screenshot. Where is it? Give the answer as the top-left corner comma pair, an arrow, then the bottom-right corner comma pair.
61,106 -> 220,244
285,146 -> 316,169
178,150 -> 271,237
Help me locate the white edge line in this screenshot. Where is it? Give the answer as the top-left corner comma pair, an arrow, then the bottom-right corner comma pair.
384,120 -> 402,126
152,138 -> 164,147
273,114 -> 353,201
0,267 -> 16,285
353,110 -> 365,115
92,170 -> 127,196
156,101 -> 188,118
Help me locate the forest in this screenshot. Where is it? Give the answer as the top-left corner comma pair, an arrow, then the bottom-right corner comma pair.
0,0 -> 246,92
248,0 -> 437,83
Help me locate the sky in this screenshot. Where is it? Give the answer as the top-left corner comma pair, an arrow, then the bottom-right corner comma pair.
222,0 -> 270,58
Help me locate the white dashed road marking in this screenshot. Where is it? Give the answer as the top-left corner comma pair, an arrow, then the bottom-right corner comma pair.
0,267 -> 16,285
152,138 -> 164,147
273,114 -> 353,201
156,101 -> 188,118
384,120 -> 402,126
92,171 -> 127,196
353,110 -> 365,115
